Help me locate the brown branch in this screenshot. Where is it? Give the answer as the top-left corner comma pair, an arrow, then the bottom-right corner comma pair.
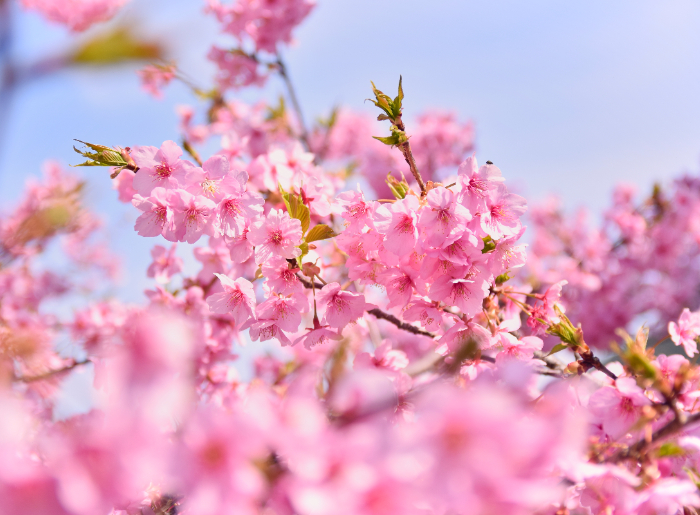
610,411 -> 700,463
367,308 -> 434,338
13,359 -> 90,383
275,53 -> 311,152
578,348 -> 618,380
394,116 -> 426,195
295,270 -> 434,338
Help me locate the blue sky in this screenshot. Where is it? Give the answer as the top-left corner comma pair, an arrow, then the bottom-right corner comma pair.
2,0 -> 700,302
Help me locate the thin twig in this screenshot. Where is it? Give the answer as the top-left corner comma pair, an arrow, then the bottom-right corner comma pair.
394,115 -> 426,195
275,52 -> 311,152
610,411 -> 700,462
14,359 -> 91,383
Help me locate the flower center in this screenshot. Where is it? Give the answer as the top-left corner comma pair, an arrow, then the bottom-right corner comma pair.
155,162 -> 172,178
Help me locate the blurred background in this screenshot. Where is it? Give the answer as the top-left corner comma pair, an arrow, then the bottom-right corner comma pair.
2,0 -> 700,303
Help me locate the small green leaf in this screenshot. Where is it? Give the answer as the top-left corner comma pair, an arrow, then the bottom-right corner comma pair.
373,134 -> 401,146
546,343 -> 568,357
495,271 -> 512,284
297,204 -> 310,234
377,114 -> 390,121
72,140 -> 128,168
658,442 -> 685,457
305,224 -> 337,243
298,242 -> 309,257
72,27 -> 162,65
392,75 -> 404,118
482,236 -> 497,253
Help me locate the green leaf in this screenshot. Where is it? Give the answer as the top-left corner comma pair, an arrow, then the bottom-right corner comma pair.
482,236 -> 497,253
392,75 -> 404,118
279,184 -> 311,233
305,224 -> 337,243
658,442 -> 685,457
72,140 -> 128,168
72,27 -> 162,65
298,242 -> 309,257
546,343 -> 568,357
373,134 -> 401,146
377,114 -> 390,121
495,271 -> 512,284
297,204 -> 310,234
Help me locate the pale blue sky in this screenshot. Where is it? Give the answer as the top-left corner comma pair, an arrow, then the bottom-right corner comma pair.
2,0 -> 700,301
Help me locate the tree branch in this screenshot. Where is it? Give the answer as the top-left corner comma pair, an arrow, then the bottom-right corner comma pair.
275,52 -> 311,152
13,359 -> 90,383
394,115 -> 426,195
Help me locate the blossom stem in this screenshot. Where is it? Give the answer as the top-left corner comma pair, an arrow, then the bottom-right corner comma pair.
275,52 -> 311,152
394,115 -> 426,195
13,359 -> 91,383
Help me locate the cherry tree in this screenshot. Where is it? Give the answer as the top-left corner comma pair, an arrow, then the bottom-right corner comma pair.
3,1 -> 700,514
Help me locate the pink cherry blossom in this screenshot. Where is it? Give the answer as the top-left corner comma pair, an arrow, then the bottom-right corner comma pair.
418,186 -> 471,248
20,0 -> 128,31
429,274 -> 490,317
668,308 -> 700,357
146,244 -> 182,283
316,282 -> 369,330
588,377 -> 652,438
208,47 -> 268,90
481,184 -> 527,240
137,64 -> 176,99
132,187 -> 177,241
374,195 -> 421,257
131,141 -> 194,196
293,324 -> 342,350
171,191 -> 217,244
262,257 -> 303,294
206,273 -> 256,327
248,209 -> 302,263
457,154 -> 504,203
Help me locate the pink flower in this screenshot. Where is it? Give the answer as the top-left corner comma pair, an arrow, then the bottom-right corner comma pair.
250,293 -> 308,346
207,0 -> 315,54
668,308 -> 700,357
429,274 -> 490,317
588,377 -> 651,438
208,46 -> 268,90
131,141 -> 194,196
262,257 -> 303,295
184,155 -> 248,201
378,266 -> 425,309
255,292 -> 307,333
248,209 -> 302,263
171,191 -> 217,244
194,244 -> 231,283
403,300 -> 444,332
418,186 -> 471,248
132,187 -> 177,241
457,154 -> 504,202
527,280 -> 567,335
354,341 -> 409,372
146,243 -> 182,283
206,273 -> 256,326
293,324 -> 342,349
137,64 -> 176,99
480,184 -> 527,240
20,0 -> 128,32
226,222 -> 254,263
335,186 -> 375,231
218,188 -> 264,239
374,195 -> 421,257
316,282 -> 369,330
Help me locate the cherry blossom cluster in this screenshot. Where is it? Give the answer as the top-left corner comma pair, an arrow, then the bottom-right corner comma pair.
18,0 -> 129,31
7,1 -> 700,514
527,177 -> 700,349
